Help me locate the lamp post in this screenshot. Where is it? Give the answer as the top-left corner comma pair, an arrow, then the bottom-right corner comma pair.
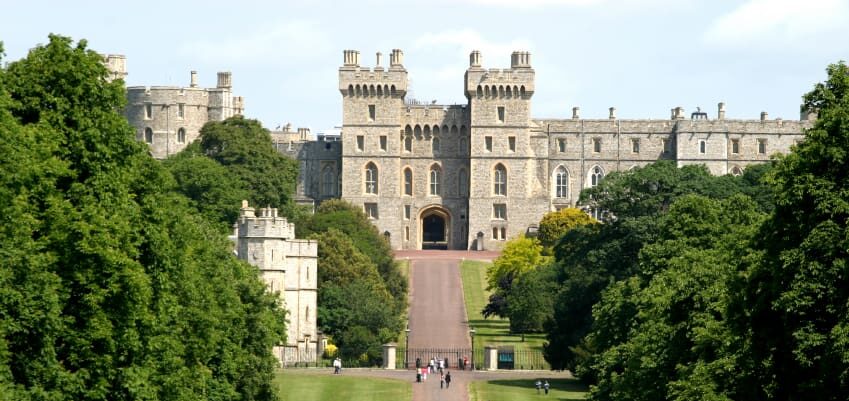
405,325 -> 410,369
469,327 -> 476,371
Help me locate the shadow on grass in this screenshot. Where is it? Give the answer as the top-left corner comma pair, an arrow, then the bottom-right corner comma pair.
486,378 -> 588,400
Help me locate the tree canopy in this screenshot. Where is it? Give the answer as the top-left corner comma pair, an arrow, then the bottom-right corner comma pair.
0,34 -> 284,401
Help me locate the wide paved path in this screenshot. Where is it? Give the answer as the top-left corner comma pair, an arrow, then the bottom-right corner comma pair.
403,251 -> 498,401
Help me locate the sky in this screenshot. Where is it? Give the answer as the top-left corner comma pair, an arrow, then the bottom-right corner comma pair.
2,0 -> 848,132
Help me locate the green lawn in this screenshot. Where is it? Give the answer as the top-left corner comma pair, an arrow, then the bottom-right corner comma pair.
469,378 -> 587,401
459,260 -> 548,362
274,370 -> 411,401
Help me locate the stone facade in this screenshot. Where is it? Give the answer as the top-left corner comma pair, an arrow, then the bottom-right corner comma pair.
232,201 -> 319,365
123,67 -> 245,159
292,49 -> 813,251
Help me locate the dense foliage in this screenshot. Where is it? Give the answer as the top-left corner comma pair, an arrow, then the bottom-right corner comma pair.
0,35 -> 285,400
540,62 -> 849,401
164,117 -> 301,232
299,200 -> 406,365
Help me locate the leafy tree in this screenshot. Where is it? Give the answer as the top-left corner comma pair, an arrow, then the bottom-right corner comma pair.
544,160 -> 772,373
483,236 -> 547,319
167,116 -> 302,230
505,263 -> 558,338
537,207 -> 597,250
311,229 -> 401,365
0,35 -> 284,401
300,199 -> 406,311
733,61 -> 849,401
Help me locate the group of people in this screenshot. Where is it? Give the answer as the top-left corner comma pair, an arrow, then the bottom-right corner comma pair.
535,379 -> 551,395
415,357 -> 453,389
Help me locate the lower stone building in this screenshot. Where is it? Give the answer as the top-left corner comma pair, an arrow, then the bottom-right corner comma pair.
291,49 -> 813,251
231,201 -> 319,365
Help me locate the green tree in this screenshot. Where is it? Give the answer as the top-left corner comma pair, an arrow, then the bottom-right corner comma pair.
733,61 -> 849,401
0,35 -> 284,401
483,236 -> 547,319
537,207 -> 596,250
311,229 -> 400,365
168,116 -> 302,228
300,199 -> 406,312
505,263 -> 557,338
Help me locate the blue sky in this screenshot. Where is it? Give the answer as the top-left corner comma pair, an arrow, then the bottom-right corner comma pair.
2,0 -> 848,132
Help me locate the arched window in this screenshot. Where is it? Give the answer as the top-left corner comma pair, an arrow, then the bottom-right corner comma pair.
322,165 -> 337,196
404,135 -> 412,152
477,85 -> 483,97
377,85 -> 383,97
404,168 -> 413,196
432,137 -> 440,153
356,85 -> 362,97
555,166 -> 569,198
177,128 -> 186,144
429,164 -> 441,196
384,84 -> 389,96
144,127 -> 153,143
433,125 -> 440,136
506,86 -> 512,98
460,125 -> 467,136
390,85 -> 397,97
590,166 -> 604,187
451,125 -> 458,135
365,163 -> 378,194
459,137 -> 467,154
493,164 -> 507,196
459,168 -> 468,196
424,125 -> 431,137
414,125 -> 422,137
485,86 -> 490,98
348,84 -> 354,97
520,85 -> 526,98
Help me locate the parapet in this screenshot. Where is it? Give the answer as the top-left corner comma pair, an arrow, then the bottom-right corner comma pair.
237,200 -> 296,239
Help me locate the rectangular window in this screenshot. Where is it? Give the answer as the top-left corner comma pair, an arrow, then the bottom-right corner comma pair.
485,136 -> 493,152
364,203 -> 378,219
177,103 -> 185,119
662,138 -> 671,154
380,135 -> 387,151
144,103 -> 152,119
493,204 -> 507,220
557,138 -> 566,152
508,136 -> 516,152
356,135 -> 364,151
404,205 -> 411,220
368,105 -> 376,121
699,140 -> 706,154
497,106 -> 505,123
631,138 -> 640,153
758,139 -> 767,154
731,139 -> 740,154
500,227 -> 506,240
492,227 -> 499,239
593,137 -> 601,153
405,226 -> 410,241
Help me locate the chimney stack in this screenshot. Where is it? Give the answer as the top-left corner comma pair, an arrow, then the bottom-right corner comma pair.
469,50 -> 481,68
609,107 -> 617,120
216,71 -> 232,89
572,106 -> 580,119
376,52 -> 383,68
717,102 -> 726,120
760,111 -> 768,121
190,70 -> 198,88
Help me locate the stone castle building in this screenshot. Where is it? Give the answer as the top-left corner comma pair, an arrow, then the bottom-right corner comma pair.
118,62 -> 245,159
231,201 -> 319,364
292,49 -> 814,251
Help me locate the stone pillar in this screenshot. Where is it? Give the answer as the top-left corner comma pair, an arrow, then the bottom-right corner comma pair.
609,107 -> 616,120
190,71 -> 198,88
717,102 -> 726,120
470,50 -> 481,68
483,346 -> 498,371
382,343 -> 397,369
572,106 -> 580,119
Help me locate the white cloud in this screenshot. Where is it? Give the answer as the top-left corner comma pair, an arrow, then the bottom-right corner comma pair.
414,29 -> 534,62
704,0 -> 849,46
181,20 -> 332,65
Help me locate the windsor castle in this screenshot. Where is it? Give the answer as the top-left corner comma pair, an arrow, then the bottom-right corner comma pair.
116,49 -> 813,253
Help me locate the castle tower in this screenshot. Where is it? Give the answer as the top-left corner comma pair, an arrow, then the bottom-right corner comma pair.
338,49 -> 408,247
464,51 -> 548,250
234,201 -> 318,364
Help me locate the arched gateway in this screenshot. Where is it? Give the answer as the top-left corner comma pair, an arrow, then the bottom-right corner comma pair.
419,206 -> 451,250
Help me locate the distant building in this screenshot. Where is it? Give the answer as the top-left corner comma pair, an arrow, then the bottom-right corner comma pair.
291,49 -> 814,251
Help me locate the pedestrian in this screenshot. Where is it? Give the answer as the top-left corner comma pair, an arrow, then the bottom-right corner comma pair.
535,379 -> 541,394
445,371 -> 451,388
463,356 -> 469,370
429,358 -> 434,374
440,372 -> 445,389
333,358 -> 341,374
438,358 -> 444,374
544,380 -> 550,395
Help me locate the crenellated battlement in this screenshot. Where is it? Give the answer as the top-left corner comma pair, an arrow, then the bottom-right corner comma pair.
236,200 -> 296,239
339,49 -> 408,98
465,50 -> 535,100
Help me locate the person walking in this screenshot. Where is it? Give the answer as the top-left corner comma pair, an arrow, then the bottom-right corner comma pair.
440,372 -> 445,389
535,379 -> 542,394
544,380 -> 550,395
445,371 -> 452,388
428,358 -> 434,374
438,358 -> 444,374
333,358 -> 341,374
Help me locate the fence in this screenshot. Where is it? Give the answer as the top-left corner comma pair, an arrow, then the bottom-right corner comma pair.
396,347 -> 549,370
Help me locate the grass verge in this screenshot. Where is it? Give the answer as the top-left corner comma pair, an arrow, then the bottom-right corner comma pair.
459,260 -> 547,355
274,370 -> 411,401
468,378 -> 587,401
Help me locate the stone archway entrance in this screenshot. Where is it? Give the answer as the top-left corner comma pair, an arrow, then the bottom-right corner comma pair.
419,206 -> 450,250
